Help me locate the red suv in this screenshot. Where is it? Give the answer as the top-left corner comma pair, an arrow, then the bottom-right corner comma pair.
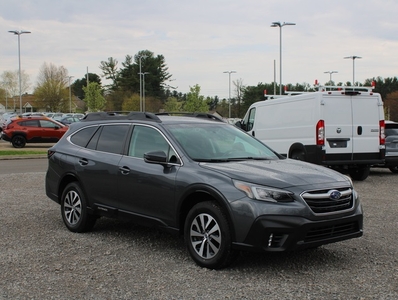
1,116 -> 68,148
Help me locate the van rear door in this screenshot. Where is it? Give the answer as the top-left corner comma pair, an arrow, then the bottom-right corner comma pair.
323,93 -> 382,162
351,93 -> 383,161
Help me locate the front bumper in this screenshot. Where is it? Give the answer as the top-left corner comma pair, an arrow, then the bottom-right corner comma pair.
232,205 -> 363,252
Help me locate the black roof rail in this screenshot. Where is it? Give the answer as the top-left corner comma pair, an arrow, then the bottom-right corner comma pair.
156,112 -> 225,122
81,111 -> 161,122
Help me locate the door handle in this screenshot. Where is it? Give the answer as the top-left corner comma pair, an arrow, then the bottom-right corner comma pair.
78,158 -> 88,166
119,166 -> 130,175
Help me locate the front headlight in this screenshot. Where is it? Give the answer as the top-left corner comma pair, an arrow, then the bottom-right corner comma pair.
233,180 -> 294,203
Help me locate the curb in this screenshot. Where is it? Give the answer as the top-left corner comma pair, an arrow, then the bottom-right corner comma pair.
0,155 -> 47,160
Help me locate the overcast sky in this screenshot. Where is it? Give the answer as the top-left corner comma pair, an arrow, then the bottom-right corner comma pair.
1,0 -> 398,99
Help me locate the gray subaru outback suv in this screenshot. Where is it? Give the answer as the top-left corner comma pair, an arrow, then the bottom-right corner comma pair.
45,112 -> 363,269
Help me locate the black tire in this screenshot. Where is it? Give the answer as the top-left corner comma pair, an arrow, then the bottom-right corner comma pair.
291,150 -> 305,161
389,166 -> 398,173
11,135 -> 26,148
349,166 -> 370,181
184,201 -> 236,269
61,182 -> 96,233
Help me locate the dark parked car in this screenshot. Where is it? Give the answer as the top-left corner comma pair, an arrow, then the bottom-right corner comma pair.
45,112 -> 363,269
382,121 -> 398,173
1,116 -> 68,148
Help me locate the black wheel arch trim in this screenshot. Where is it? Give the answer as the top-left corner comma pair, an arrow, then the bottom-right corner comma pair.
288,143 -> 306,158
11,131 -> 28,138
176,183 -> 237,240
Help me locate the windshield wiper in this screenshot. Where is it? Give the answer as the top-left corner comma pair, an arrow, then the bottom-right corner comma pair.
227,157 -> 271,161
195,158 -> 231,162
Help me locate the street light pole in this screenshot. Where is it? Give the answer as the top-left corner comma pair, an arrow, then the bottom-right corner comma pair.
8,30 -> 31,114
344,56 -> 362,86
271,22 -> 295,95
324,71 -> 338,85
138,55 -> 147,112
139,72 -> 150,111
223,71 -> 236,118
67,76 -> 74,113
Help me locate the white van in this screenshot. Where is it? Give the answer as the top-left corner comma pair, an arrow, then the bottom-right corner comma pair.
237,86 -> 386,180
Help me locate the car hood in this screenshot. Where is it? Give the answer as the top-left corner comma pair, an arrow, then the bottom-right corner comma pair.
200,158 -> 349,188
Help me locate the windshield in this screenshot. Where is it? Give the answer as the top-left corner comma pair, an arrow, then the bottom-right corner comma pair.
166,123 -> 280,161
386,127 -> 398,136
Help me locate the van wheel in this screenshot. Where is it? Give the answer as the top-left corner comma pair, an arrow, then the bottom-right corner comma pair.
12,135 -> 26,148
389,166 -> 398,173
349,166 -> 370,181
291,150 -> 305,161
184,201 -> 236,269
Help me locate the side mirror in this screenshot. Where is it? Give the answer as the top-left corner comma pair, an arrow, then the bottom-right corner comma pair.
144,151 -> 168,164
235,121 -> 247,131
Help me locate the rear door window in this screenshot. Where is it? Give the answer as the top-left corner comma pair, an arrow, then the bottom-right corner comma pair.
96,125 -> 130,154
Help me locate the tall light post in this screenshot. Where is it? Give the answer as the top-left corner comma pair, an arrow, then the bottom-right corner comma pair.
139,72 -> 149,111
324,71 -> 338,85
344,56 -> 361,86
138,55 -> 147,112
67,76 -> 74,113
223,71 -> 236,118
8,30 -> 31,114
271,22 -> 295,95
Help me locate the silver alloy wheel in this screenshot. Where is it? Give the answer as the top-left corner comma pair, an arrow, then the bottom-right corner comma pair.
189,213 -> 221,259
63,190 -> 82,225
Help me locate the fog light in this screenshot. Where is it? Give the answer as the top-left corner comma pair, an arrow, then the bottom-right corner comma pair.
268,233 -> 274,247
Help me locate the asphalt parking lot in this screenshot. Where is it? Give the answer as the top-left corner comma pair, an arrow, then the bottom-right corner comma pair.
0,159 -> 397,299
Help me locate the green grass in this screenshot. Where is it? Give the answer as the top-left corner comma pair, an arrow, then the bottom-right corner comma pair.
0,150 -> 47,156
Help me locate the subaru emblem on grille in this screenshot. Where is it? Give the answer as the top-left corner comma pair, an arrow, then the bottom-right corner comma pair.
329,190 -> 342,200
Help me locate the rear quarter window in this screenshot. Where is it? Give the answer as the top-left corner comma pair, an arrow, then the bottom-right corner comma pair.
70,126 -> 99,147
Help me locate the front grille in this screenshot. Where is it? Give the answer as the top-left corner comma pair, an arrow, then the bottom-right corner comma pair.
301,188 -> 353,214
304,221 -> 359,242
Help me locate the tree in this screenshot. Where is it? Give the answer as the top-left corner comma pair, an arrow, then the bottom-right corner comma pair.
184,84 -> 209,112
84,82 -> 106,112
118,55 -> 138,93
122,93 -> 140,111
164,96 -> 183,112
1,70 -> 30,111
34,63 -> 69,112
233,78 -> 244,117
99,57 -> 119,91
384,91 -> 398,121
368,76 -> 398,101
99,50 -> 173,102
73,73 -> 102,100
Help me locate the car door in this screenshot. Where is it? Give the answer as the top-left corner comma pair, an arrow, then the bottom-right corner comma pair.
75,124 -> 130,208
39,119 -> 65,141
117,125 -> 180,226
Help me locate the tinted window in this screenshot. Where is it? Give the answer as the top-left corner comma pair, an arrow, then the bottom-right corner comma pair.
70,126 -> 99,147
129,125 -> 175,159
39,120 -> 60,128
96,125 -> 130,154
19,120 -> 39,127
